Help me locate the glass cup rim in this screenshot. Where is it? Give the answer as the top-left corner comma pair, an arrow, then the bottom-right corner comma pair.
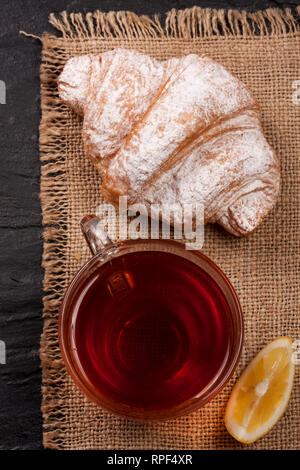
59,238 -> 244,421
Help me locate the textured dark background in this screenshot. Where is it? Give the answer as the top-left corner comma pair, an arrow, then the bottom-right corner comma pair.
0,0 -> 298,451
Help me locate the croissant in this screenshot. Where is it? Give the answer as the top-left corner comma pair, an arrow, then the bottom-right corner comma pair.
58,49 -> 280,236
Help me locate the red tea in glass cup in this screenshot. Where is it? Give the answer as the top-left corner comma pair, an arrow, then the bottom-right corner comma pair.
59,216 -> 243,421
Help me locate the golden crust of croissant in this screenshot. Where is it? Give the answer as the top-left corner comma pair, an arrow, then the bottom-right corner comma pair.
58,48 -> 280,236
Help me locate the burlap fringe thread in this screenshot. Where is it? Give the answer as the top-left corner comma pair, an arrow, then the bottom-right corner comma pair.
49,6 -> 300,40
41,7 -> 300,449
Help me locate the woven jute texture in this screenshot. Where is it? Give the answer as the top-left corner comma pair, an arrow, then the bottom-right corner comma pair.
40,7 -> 300,449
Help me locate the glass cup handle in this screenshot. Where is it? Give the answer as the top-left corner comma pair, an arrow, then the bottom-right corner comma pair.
81,215 -> 132,298
80,215 -> 113,256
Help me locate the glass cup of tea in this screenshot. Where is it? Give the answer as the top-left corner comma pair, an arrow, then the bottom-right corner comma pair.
59,215 -> 243,421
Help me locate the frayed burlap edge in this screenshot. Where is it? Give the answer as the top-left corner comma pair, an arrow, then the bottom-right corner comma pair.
48,6 -> 300,40
40,6 -> 300,449
40,44 -> 70,448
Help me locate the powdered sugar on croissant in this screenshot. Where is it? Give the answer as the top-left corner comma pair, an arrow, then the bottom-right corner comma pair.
58,48 -> 280,236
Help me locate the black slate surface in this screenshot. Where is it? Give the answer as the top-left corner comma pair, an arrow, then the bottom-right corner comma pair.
0,0 -> 297,451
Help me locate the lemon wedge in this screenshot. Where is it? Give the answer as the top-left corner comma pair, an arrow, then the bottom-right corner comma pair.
225,337 -> 295,444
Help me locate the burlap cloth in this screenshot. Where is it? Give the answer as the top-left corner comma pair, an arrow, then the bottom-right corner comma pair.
40,7 -> 300,449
